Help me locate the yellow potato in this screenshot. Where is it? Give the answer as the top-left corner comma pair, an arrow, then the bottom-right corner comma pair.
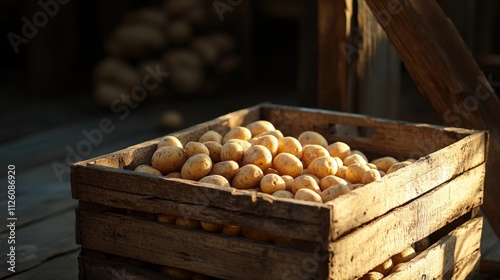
203,141 -> 222,162
295,188 -> 323,202
245,120 -> 275,137
221,224 -> 240,236
200,221 -> 223,232
199,174 -> 230,187
307,156 -> 339,179
359,271 -> 384,280
165,171 -> 181,178
249,135 -> 278,156
348,183 -> 365,191
272,153 -> 304,178
220,142 -> 245,163
151,146 -> 187,174
326,141 -> 351,159
240,227 -> 274,242
362,169 -> 382,184
281,175 -> 294,192
366,163 -> 377,169
298,131 -> 328,147
157,135 -> 183,149
209,160 -> 239,180
225,138 -> 251,151
272,190 -> 294,199
277,136 -> 303,158
231,164 -> 264,189
372,258 -> 393,276
351,150 -> 368,162
157,213 -> 177,224
391,262 -> 406,273
346,163 -> 371,183
371,156 -> 399,172
184,141 -> 210,158
392,246 -> 416,264
181,154 -> 212,181
159,266 -> 192,279
258,129 -> 284,139
343,153 -> 367,166
333,156 -> 343,168
413,237 -> 431,252
319,175 -> 348,191
222,126 -> 252,144
387,161 -> 412,174
301,144 -> 330,168
320,184 -> 350,202
175,217 -> 201,229
198,130 -> 223,143
134,165 -> 162,176
264,168 -> 280,175
260,174 -> 286,194
292,175 -> 321,194
242,145 -> 273,171
336,165 -> 348,179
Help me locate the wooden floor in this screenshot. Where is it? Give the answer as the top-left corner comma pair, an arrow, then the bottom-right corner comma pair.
0,85 -> 499,279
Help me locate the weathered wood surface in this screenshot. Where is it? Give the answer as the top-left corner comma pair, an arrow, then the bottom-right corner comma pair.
364,0 -> 500,237
6,249 -> 80,280
385,217 -> 482,280
329,164 -> 484,279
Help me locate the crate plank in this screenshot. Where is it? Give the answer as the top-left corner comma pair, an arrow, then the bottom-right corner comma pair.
384,217 -> 482,280
78,211 -> 328,280
329,164 -> 484,279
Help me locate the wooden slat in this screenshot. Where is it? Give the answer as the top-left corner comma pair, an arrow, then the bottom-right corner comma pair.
364,0 -> 500,237
330,133 -> 486,239
329,164 -> 484,279
384,217 -> 482,280
78,211 -> 328,280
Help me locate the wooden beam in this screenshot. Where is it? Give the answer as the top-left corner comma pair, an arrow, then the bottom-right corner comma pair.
363,0 -> 500,237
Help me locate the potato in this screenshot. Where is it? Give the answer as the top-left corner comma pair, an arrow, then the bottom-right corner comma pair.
319,175 -> 349,191
392,246 -> 416,264
240,227 -> 274,242
372,258 -> 393,276
359,271 -> 384,280
221,224 -> 240,236
292,175 -> 321,194
387,161 -> 412,174
264,168 -> 280,175
281,175 -> 295,192
307,156 -> 339,179
225,139 -> 251,151
157,135 -> 183,149
343,153 -> 368,166
249,135 -> 279,156
222,126 -> 252,144
220,142 -> 245,163
366,163 -> 377,169
165,171 -> 181,178
277,136 -> 303,158
199,130 -> 223,143
348,183 -> 365,191
326,141 -> 351,160
175,217 -> 201,229
134,165 -> 162,176
185,141 -> 210,158
333,156 -> 343,168
231,164 -> 264,189
203,141 -> 222,162
246,120 -> 275,137
351,150 -> 368,162
272,190 -> 294,199
159,266 -> 193,279
413,237 -> 431,252
336,166 -> 348,179
242,145 -> 273,171
273,153 -> 304,178
298,131 -> 328,147
371,156 -> 398,172
260,174 -> 286,194
295,188 -> 323,202
157,213 -> 177,224
346,163 -> 371,183
362,169 -> 382,184
320,184 -> 350,202
391,262 -> 406,273
181,154 -> 212,180
200,221 -> 223,232
209,160 -> 239,180
259,129 -> 284,139
151,146 -> 187,174
199,175 -> 230,188
301,144 -> 330,168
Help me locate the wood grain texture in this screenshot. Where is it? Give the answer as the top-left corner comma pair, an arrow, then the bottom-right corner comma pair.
7,249 -> 80,280
385,217 -> 482,280
364,0 -> 500,237
329,164 -> 484,279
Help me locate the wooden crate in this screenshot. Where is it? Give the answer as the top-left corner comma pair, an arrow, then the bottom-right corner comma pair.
72,103 -> 486,279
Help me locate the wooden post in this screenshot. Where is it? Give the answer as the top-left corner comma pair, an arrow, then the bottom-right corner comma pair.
364,0 -> 500,237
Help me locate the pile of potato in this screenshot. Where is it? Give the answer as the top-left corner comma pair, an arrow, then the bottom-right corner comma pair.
93,0 -> 240,107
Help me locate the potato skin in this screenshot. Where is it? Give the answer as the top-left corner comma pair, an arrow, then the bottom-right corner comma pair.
272,190 -> 294,199
320,184 -> 350,202
199,174 -> 230,188
343,153 -> 368,166
371,156 -> 398,172
319,175 -> 348,191
246,120 -> 275,137
203,141 -> 222,162
277,136 -> 303,158
273,153 -> 304,178
181,154 -> 212,180
301,144 -> 330,168
292,175 -> 321,194
134,165 -> 162,176
326,141 -> 351,160
307,156 -> 339,179
362,169 -> 382,184
242,145 -> 273,171
231,164 -> 264,189
249,135 -> 278,156
298,131 -> 328,147
209,160 -> 240,180
185,141 -> 210,158
222,126 -> 252,144
151,146 -> 187,174
157,135 -> 183,149
220,142 -> 245,163
294,188 -> 322,202
260,174 -> 286,194
199,130 -> 223,143
387,161 -> 412,174
346,163 -> 371,184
